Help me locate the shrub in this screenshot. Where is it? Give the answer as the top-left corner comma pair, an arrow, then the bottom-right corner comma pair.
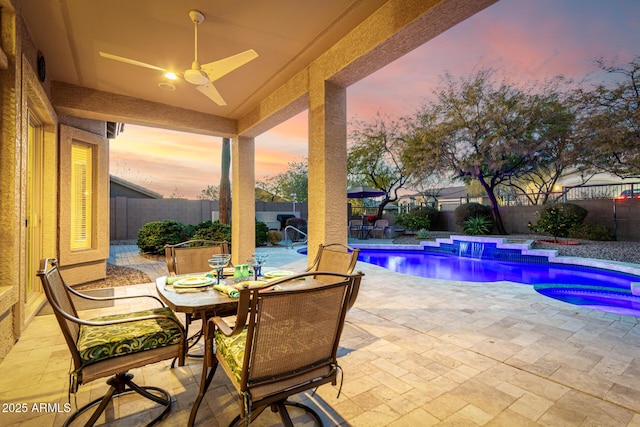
396,213 -> 430,232
413,206 -> 439,224
395,207 -> 437,231
568,221 -> 615,241
267,230 -> 282,245
191,220 -> 232,243
137,220 -> 190,254
463,216 -> 492,235
416,228 -> 429,239
529,203 -> 588,241
454,203 -> 492,228
255,221 -> 269,246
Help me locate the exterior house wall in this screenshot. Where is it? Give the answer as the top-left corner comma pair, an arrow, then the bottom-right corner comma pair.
0,2 -> 60,358
0,3 -> 112,359
57,124 -> 110,285
110,175 -> 162,199
110,182 -> 141,199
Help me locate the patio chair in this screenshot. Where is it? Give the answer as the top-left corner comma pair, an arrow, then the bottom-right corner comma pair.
37,258 -> 185,426
188,271 -> 363,427
371,219 -> 390,238
348,219 -> 363,238
305,243 -> 361,310
165,240 -> 232,349
305,243 -> 360,277
164,239 -> 230,275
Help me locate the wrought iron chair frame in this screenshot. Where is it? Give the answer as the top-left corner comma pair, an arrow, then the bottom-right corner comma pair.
188,271 -> 363,427
38,258 -> 185,426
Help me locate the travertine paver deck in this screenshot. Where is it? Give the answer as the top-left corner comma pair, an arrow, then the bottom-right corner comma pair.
1,245 -> 639,426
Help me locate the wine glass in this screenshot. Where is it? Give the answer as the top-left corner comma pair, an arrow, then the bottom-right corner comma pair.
248,253 -> 269,280
255,253 -> 269,279
208,254 -> 231,285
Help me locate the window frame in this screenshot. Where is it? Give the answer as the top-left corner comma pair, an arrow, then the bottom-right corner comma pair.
58,125 -> 109,265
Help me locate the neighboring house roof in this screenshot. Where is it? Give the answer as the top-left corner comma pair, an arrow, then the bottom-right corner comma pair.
255,188 -> 287,202
110,175 -> 162,199
431,186 -> 485,199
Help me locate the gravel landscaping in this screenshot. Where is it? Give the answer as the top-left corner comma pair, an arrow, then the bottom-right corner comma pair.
74,263 -> 151,290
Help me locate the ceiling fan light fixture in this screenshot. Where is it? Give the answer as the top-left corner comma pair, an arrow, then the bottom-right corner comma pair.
99,9 -> 257,107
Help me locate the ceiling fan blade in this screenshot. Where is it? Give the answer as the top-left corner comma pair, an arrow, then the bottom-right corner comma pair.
200,49 -> 258,82
196,83 -> 227,106
99,51 -> 166,72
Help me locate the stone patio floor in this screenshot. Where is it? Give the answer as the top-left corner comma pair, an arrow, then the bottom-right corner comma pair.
1,244 -> 639,426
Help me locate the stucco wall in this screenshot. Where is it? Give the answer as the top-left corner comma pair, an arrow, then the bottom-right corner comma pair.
110,198 -> 309,241
0,4 -> 113,359
0,4 -> 20,357
58,123 -> 110,285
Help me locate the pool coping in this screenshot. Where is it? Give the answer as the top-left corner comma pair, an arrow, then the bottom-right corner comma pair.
350,234 -> 640,278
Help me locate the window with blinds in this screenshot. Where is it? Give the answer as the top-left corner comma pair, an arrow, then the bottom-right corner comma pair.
70,142 -> 93,250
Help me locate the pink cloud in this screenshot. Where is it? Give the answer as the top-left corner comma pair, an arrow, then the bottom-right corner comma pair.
110,124 -> 223,199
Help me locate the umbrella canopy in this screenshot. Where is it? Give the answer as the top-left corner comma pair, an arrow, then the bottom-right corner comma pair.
347,185 -> 386,198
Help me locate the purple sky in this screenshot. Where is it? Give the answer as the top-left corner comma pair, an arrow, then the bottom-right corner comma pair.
110,0 -> 640,199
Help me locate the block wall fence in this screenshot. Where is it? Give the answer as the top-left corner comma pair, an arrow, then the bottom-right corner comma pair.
111,197 -> 640,242
435,199 -> 640,241
110,197 -> 308,241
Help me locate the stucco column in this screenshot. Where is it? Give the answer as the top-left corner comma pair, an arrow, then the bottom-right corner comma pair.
231,136 -> 256,265
307,79 -> 347,263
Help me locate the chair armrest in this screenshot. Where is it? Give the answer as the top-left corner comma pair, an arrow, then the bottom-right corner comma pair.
66,285 -> 165,307
209,314 -> 247,337
48,294 -> 184,333
208,284 -> 255,337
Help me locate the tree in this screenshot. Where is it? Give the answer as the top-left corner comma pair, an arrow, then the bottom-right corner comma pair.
348,114 -> 413,218
575,56 -> 640,178
219,138 -> 231,224
197,185 -> 219,201
506,86 -> 578,205
258,159 -> 308,202
405,68 -> 567,234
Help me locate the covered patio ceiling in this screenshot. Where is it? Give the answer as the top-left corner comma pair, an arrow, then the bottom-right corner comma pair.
19,0 -> 497,137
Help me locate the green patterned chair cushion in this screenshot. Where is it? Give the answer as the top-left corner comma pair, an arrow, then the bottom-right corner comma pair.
215,327 -> 247,384
77,307 -> 183,367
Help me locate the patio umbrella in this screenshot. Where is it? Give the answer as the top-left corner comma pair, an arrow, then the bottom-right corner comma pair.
347,185 -> 386,198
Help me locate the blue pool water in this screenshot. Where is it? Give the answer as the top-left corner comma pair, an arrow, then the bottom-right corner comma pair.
357,248 -> 640,317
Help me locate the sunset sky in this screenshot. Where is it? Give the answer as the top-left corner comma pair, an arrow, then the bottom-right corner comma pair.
109,0 -> 640,199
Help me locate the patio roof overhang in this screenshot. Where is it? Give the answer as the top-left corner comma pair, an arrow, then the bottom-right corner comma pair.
21,0 -> 496,135
19,0 -> 497,262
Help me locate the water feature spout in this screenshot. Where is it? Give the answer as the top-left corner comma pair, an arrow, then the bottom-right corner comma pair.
471,242 -> 485,259
458,241 -> 469,257
458,241 -> 485,259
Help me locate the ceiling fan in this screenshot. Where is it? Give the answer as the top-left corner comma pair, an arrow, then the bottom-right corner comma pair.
99,9 -> 258,106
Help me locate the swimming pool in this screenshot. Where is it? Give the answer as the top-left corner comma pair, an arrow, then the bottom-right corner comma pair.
352,236 -> 640,317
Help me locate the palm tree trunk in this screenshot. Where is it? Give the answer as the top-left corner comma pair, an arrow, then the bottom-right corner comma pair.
219,138 -> 231,224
